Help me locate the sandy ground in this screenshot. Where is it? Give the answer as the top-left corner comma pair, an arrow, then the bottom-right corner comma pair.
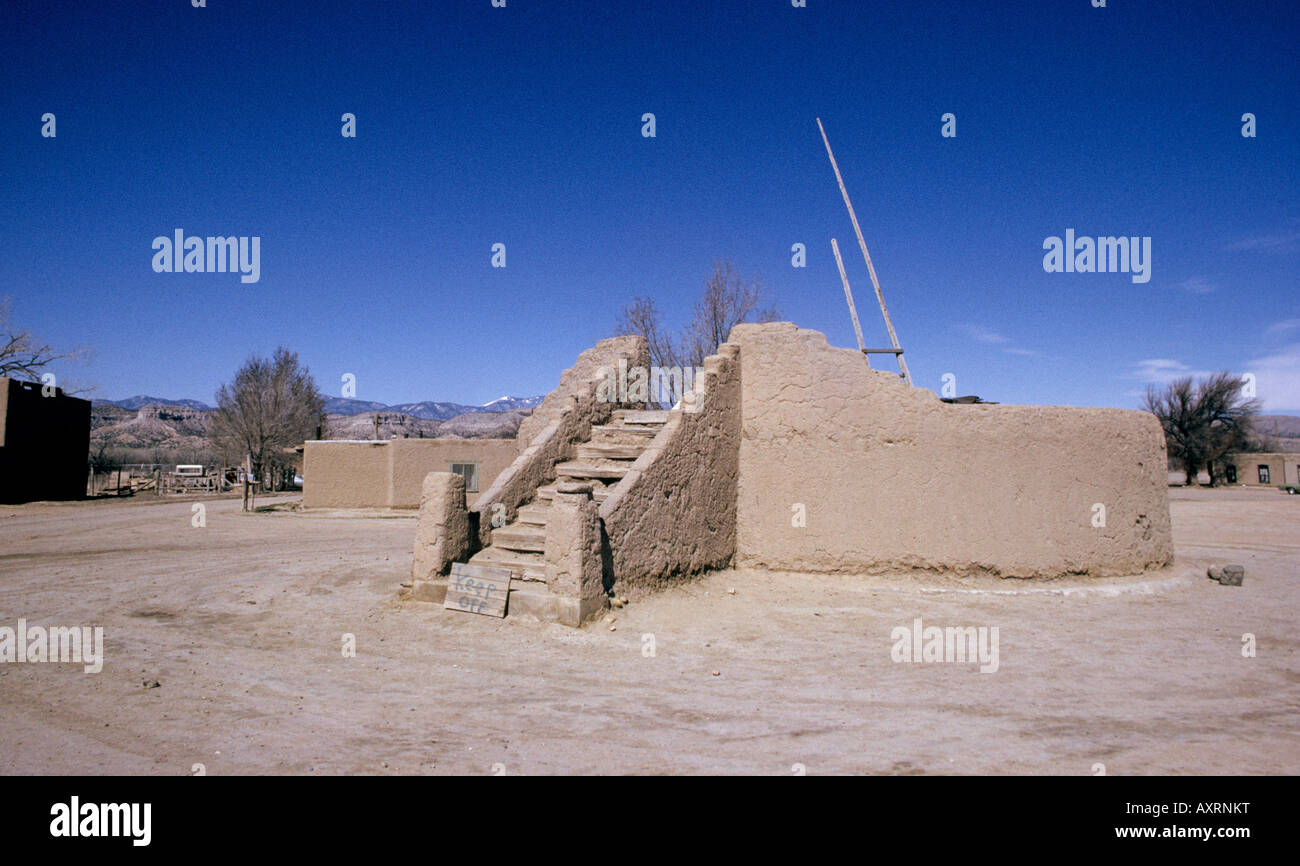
0,486 -> 1296,775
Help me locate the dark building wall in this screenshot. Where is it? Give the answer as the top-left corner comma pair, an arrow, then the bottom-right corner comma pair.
0,377 -> 92,503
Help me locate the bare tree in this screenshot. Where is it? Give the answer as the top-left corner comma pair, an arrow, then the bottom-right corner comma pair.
614,296 -> 682,370
209,348 -> 325,510
615,260 -> 781,372
0,294 -> 90,390
680,261 -> 780,368
1144,372 -> 1259,486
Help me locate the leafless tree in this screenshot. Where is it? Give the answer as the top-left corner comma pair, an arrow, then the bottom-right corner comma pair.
209,347 -> 325,510
0,295 -> 90,391
615,260 -> 781,373
680,261 -> 780,368
1144,372 -> 1259,486
615,296 -> 682,370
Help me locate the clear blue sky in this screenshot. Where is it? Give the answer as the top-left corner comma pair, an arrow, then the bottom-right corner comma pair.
2,0 -> 1296,410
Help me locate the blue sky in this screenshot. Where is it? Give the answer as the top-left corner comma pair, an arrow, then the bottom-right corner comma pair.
2,0 -> 1296,411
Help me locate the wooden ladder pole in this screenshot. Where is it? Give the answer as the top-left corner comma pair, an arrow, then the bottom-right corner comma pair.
831,238 -> 868,366
817,117 -> 913,386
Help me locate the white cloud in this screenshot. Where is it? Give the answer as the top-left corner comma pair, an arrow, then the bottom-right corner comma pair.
1264,318 -> 1300,340
956,324 -> 1008,344
1224,228 -> 1300,252
1244,342 -> 1300,411
1127,358 -> 1211,384
1174,276 -> 1216,294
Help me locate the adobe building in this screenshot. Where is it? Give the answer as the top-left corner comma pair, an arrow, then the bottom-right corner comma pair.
409,324 -> 1175,626
1220,452 -> 1300,488
302,437 -> 519,509
0,377 -> 91,504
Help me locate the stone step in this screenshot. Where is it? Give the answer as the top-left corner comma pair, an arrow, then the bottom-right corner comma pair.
575,442 -> 645,461
491,523 -> 546,553
590,423 -> 659,444
469,547 -> 546,581
515,502 -> 551,526
535,482 -> 612,503
612,409 -> 670,425
555,461 -> 631,480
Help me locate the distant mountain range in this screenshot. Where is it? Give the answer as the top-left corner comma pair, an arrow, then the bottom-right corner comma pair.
88,393 -> 546,460
1255,414 -> 1300,440
96,394 -> 543,420
95,395 -> 215,411
322,395 -> 542,419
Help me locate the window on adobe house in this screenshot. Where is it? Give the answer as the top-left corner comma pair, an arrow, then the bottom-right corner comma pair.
450,462 -> 479,493
1258,465 -> 1270,484
1225,465 -> 1237,484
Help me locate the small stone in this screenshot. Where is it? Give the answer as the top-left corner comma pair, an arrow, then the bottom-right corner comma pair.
727,587 -> 736,595
605,615 -> 616,624
1219,564 -> 1245,586
1207,565 -> 1223,581
711,670 -> 721,677
611,598 -> 624,609
609,625 -> 617,632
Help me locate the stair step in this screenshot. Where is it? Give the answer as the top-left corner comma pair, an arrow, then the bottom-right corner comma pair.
556,461 -> 631,480
575,443 -> 645,461
515,502 -> 551,526
536,483 -> 612,503
469,547 -> 546,581
591,424 -> 658,443
613,409 -> 670,425
491,524 -> 546,552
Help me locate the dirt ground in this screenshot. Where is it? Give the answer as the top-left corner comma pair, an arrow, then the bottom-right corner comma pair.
0,486 -> 1296,775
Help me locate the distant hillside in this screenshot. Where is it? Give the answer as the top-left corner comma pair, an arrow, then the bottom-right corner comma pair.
90,403 -> 212,459
94,395 -> 214,411
322,397 -> 388,414
1248,415 -> 1300,452
90,399 -> 534,462
328,395 -> 543,420
100,394 -> 543,420
325,409 -> 528,440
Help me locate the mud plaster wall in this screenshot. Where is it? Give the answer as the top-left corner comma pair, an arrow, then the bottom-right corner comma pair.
303,438 -> 518,509
600,343 -> 741,592
728,323 -> 1173,577
514,335 -> 649,450
474,336 -> 649,544
0,377 -> 92,503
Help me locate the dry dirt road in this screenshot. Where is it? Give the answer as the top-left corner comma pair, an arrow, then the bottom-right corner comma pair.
0,487 -> 1296,775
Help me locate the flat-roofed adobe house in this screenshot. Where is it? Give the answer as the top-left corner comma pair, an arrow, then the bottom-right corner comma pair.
1219,452 -> 1300,489
0,377 -> 92,504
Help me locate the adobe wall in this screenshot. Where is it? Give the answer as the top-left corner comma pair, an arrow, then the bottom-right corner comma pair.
474,336 -> 649,545
302,441 -> 389,508
0,377 -> 92,504
302,437 -> 518,509
1223,452 -> 1300,487
599,343 -> 741,593
728,323 -> 1173,578
388,439 -> 518,507
514,336 -> 648,450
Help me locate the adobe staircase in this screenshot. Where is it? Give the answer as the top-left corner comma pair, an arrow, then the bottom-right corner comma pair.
468,408 -> 670,581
